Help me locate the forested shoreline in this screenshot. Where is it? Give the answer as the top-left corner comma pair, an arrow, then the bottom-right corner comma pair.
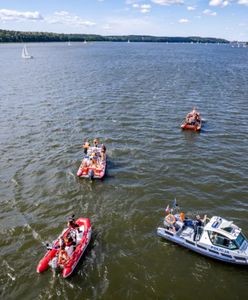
0,29 -> 229,44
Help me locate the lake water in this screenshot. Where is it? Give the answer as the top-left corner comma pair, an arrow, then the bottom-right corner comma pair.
0,42 -> 247,300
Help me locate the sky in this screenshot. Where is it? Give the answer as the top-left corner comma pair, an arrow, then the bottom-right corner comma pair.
0,0 -> 247,41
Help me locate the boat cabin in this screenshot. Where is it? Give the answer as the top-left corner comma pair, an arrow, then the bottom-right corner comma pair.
203,216 -> 248,251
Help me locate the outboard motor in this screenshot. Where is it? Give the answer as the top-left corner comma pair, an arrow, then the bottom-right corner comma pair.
49,256 -> 58,269
88,169 -> 94,180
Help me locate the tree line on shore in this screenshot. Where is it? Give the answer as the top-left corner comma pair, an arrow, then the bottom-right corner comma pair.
0,29 -> 230,44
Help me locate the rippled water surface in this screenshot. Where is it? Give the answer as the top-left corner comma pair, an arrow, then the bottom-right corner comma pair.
0,42 -> 248,300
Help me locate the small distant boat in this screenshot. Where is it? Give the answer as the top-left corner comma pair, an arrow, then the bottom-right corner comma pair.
68,41 -> 71,46
127,39 -> 130,43
157,205 -> 248,265
77,145 -> 107,179
181,108 -> 202,131
84,40 -> 87,44
37,217 -> 91,278
22,45 -> 33,59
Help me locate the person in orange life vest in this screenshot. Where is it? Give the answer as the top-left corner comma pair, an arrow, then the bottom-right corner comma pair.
82,139 -> 90,155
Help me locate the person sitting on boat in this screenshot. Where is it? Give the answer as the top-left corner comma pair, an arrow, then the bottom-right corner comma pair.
58,244 -> 69,265
64,232 -> 77,253
81,158 -> 90,168
90,155 -> 100,169
165,213 -> 178,233
82,140 -> 90,155
186,107 -> 200,124
89,157 -> 96,167
186,113 -> 194,125
193,107 -> 201,119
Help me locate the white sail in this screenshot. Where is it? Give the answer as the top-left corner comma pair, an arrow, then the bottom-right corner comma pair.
68,41 -> 71,46
22,45 -> 33,59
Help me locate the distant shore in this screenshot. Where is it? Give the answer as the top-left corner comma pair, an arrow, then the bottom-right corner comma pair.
0,29 -> 230,44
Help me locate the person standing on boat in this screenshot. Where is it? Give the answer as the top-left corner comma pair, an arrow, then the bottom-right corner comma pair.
93,138 -> 100,148
193,108 -> 201,122
101,144 -> 106,161
195,214 -> 207,226
193,214 -> 207,240
82,140 -> 90,155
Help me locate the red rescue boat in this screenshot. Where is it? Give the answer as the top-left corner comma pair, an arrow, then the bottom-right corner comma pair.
77,145 -> 106,179
37,217 -> 91,278
181,108 -> 202,131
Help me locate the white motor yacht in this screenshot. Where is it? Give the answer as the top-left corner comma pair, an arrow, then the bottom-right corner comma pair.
157,212 -> 248,265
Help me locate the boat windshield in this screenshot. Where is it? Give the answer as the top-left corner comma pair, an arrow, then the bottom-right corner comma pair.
208,231 -> 238,250
223,227 -> 233,233
235,232 -> 246,248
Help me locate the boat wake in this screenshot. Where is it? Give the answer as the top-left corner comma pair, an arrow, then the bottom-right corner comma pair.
11,178 -> 19,186
24,223 -> 42,242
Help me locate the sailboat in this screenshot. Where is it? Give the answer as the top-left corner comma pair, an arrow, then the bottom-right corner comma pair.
84,40 -> 87,44
68,41 -> 71,46
22,45 -> 33,59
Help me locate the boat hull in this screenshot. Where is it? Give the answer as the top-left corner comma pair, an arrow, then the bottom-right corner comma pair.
181,121 -> 201,131
37,218 -> 91,278
77,156 -> 106,179
157,227 -> 248,265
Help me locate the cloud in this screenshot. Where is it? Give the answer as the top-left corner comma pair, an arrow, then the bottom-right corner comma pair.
151,0 -> 184,5
46,11 -> 96,27
237,0 -> 248,5
140,4 -> 151,13
187,6 -> 196,10
178,18 -> 189,23
0,9 -> 43,21
131,3 -> 151,13
126,0 -> 141,4
209,0 -> 229,6
203,9 -> 217,16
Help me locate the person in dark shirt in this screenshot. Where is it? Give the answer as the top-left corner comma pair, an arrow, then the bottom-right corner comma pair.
194,214 -> 207,240
195,214 -> 207,226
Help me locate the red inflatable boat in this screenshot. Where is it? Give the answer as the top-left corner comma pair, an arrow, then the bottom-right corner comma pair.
77,146 -> 106,179
37,217 -> 91,278
181,108 -> 202,131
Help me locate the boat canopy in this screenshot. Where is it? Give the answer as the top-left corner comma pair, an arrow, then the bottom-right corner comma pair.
204,217 -> 241,240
